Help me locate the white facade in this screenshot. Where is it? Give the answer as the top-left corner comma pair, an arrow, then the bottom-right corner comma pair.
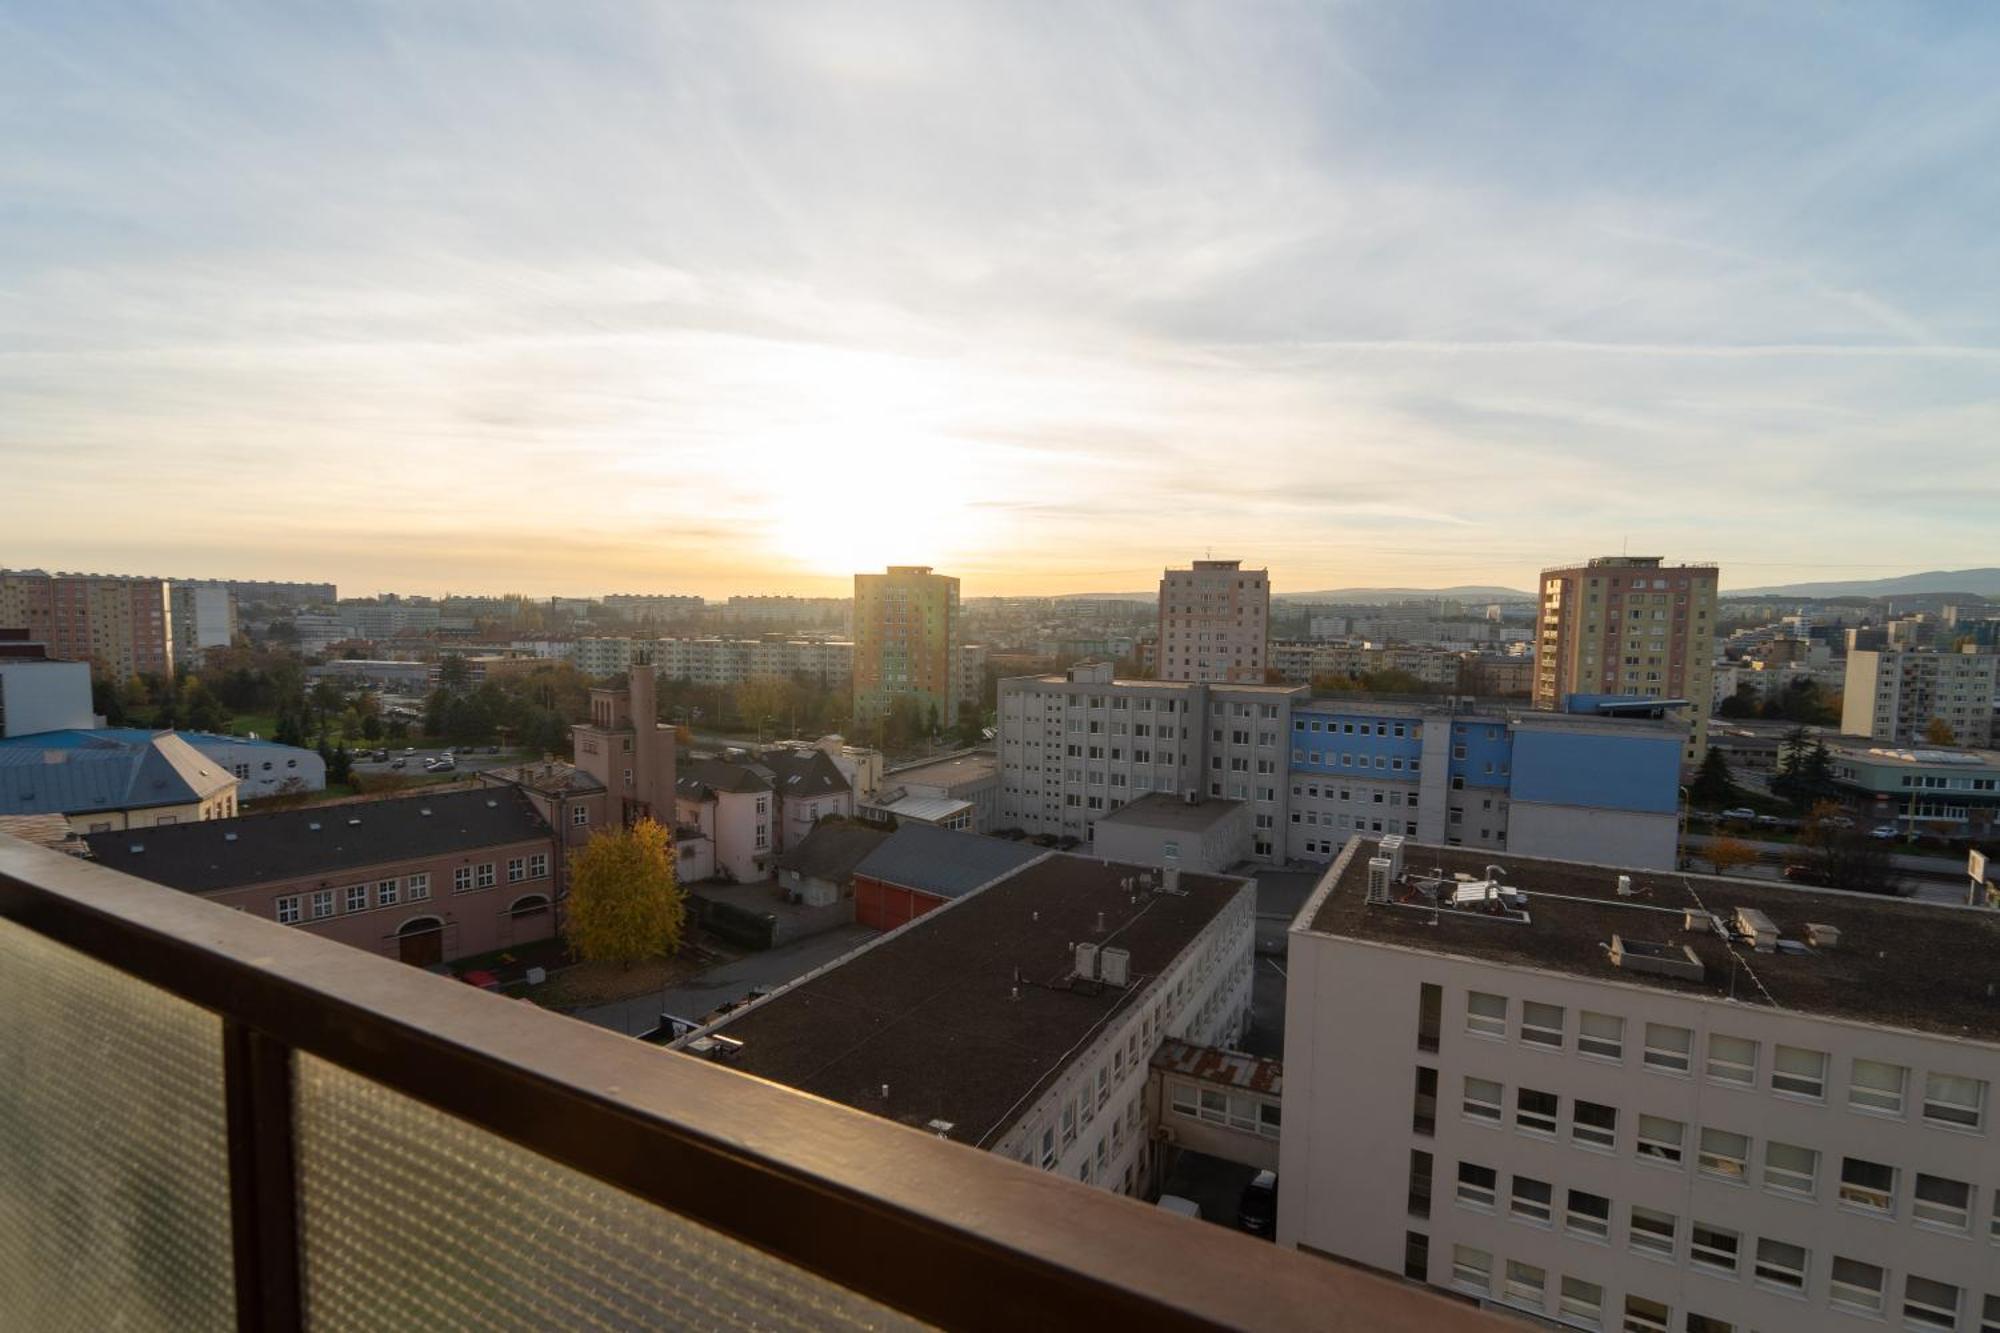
335,603 -> 441,638
1282,842 -> 2000,1333
1843,648 -> 1997,748
1158,559 -> 1269,684
653,637 -> 853,687
184,735 -> 328,799
993,879 -> 1257,1198
996,663 -> 1302,862
0,660 -> 94,737
170,582 -> 237,666
675,787 -> 771,882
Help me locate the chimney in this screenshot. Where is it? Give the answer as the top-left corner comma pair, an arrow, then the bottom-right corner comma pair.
1162,865 -> 1181,894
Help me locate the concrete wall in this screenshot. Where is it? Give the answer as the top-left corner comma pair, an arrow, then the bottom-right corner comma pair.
1153,1069 -> 1281,1172
1505,802 -> 1679,872
189,737 -> 326,799
1093,807 -> 1250,876
0,661 -> 94,737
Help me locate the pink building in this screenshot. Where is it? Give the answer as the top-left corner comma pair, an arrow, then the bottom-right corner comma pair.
83,787 -> 560,967
571,655 -> 677,827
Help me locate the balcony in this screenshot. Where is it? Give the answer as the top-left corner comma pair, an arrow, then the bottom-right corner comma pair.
0,834 -> 1498,1331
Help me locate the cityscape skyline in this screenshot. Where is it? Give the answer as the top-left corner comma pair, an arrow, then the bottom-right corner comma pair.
6,5 -> 1998,597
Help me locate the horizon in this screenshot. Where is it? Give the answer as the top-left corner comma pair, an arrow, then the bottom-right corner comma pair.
5,5 -> 1997,596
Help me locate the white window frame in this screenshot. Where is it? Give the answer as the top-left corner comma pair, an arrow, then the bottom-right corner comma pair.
1838,1156 -> 1897,1216
1466,991 -> 1506,1039
1456,1161 -> 1497,1211
275,895 -> 301,925
345,884 -> 369,913
1704,1033 -> 1756,1086
1501,1259 -> 1545,1311
377,878 -> 399,907
1628,1205 -> 1677,1259
1565,1188 -> 1610,1241
1558,1276 -> 1602,1327
1903,1276 -> 1960,1332
1577,1010 -> 1623,1061
475,862 -> 496,889
1689,1222 -> 1739,1275
1520,1000 -> 1564,1049
1462,1076 -> 1503,1124
1849,1058 -> 1907,1116
1623,1296 -> 1669,1333
1642,1022 -> 1691,1074
310,889 -> 334,920
1515,1087 -> 1558,1137
1635,1114 -> 1684,1167
406,872 -> 430,901
1571,1100 -> 1616,1151
1509,1174 -> 1553,1226
1912,1173 -> 1971,1232
1922,1072 -> 1986,1131
1450,1244 -> 1491,1294
1762,1141 -> 1818,1198
1754,1237 -> 1808,1294
1828,1257 -> 1885,1315
1771,1045 -> 1827,1100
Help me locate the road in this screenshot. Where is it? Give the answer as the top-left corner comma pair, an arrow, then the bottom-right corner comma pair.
1683,834 -> 1975,906
575,924 -> 879,1037
349,746 -> 527,778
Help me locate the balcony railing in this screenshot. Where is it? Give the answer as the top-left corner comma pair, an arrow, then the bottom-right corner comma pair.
0,834 -> 1499,1332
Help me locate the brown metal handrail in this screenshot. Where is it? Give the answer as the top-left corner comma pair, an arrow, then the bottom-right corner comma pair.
0,834 -> 1497,1333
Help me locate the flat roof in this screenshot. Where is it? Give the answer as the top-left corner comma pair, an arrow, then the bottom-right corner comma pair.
882,750 -> 998,787
84,787 -> 551,894
702,854 -> 1250,1146
1302,839 -> 2000,1043
1097,792 -> 1243,833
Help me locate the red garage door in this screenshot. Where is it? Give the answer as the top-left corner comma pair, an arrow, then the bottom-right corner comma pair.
854,876 -> 947,931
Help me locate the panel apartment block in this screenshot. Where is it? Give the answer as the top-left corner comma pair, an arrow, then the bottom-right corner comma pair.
1158,559 -> 1269,684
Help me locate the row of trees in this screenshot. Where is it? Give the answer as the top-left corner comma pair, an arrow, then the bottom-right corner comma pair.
1716,678 -> 1841,724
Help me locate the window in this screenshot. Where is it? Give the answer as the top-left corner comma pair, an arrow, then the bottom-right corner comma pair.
475,862 -> 496,889
1829,1257 -> 1885,1314
1690,1223 -> 1739,1274
275,895 -> 301,925
1850,1058 -> 1907,1115
1501,1260 -> 1545,1310
1923,1072 -> 1986,1130
1635,1114 -> 1684,1166
346,884 -> 369,912
1521,1001 -> 1564,1048
1763,1141 -> 1818,1197
1628,1206 -> 1676,1258
1466,991 -> 1506,1038
1495,1170 -> 1556,1236
1685,1318 -> 1733,1333
1913,1174 -> 1971,1231
571,804 -> 589,826
1754,1237 -> 1807,1293
406,872 -> 430,901
1771,1045 -> 1826,1099
1061,1101 -> 1077,1147
1516,1088 -> 1558,1137
1560,1276 -> 1603,1327
310,889 -> 333,919
1578,1010 -> 1623,1060
1566,1188 -> 1610,1240
1039,1127 -> 1055,1169
452,866 -> 472,894
1417,982 -> 1441,1053
1198,1089 -> 1227,1125
1642,1023 -> 1691,1073
1623,1294 -> 1670,1333
1170,1084 -> 1195,1117
527,854 -> 547,879
1904,1276 -> 1960,1331
1463,1076 -> 1503,1124
1572,1100 -> 1616,1150
1456,1161 -> 1496,1210
1984,1294 -> 2000,1333
376,878 -> 398,907
507,858 -> 525,883
1704,1034 -> 1756,1086
1450,1244 -> 1490,1294
1697,1127 -> 1748,1181
1839,1156 -> 1896,1215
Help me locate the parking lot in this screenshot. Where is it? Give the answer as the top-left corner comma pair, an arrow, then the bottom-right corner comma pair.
349,745 -> 525,777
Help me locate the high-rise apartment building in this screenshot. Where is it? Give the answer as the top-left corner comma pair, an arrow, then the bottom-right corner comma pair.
1158,559 -> 1269,683
853,566 -> 960,731
1282,837 -> 2000,1333
1842,647 -> 1997,748
1533,557 -> 1717,766
170,582 -> 237,668
0,569 -> 174,681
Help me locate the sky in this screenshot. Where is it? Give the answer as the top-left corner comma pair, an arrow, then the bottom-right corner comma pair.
2,3 -> 1996,599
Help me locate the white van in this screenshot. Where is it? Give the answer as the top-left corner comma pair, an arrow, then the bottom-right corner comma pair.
1154,1195 -> 1201,1220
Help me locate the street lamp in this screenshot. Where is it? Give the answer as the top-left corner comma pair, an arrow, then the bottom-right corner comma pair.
1677,785 -> 1691,871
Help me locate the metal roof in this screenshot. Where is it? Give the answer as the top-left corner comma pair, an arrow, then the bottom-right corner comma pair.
0,730 -> 236,816
852,824 -> 1045,900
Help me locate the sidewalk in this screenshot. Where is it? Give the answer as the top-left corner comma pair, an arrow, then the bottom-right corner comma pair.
573,924 -> 878,1037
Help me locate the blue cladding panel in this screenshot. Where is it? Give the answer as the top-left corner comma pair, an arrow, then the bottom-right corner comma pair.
1510,728 -> 1681,814
1290,708 -> 1424,781
1448,721 -> 1513,790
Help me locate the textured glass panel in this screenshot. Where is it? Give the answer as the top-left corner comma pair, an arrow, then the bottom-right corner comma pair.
294,1054 -> 927,1330
0,919 -> 236,1331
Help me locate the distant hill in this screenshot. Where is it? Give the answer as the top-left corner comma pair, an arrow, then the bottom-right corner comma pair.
1274,586 -> 1533,605
1727,568 -> 2000,599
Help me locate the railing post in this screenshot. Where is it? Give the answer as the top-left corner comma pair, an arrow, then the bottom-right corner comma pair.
224,1022 -> 303,1332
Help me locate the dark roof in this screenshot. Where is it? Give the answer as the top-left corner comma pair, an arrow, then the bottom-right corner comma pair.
853,824 -> 1045,899
675,756 -> 771,800
775,820 -> 891,883
706,853 -> 1251,1146
1096,792 -> 1244,833
758,748 -> 851,799
83,787 -> 552,894
1306,839 -> 2000,1043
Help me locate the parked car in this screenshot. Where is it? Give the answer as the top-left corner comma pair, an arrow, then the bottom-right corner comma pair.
425,756 -> 456,773
1782,864 -> 1827,885
484,744 -> 500,754
1237,1169 -> 1278,1238
390,758 -> 406,770
1754,814 -> 1782,827
1819,815 -> 1855,829
1720,807 -> 1757,822
1154,1195 -> 1201,1220
371,748 -> 390,762
1870,824 -> 1901,840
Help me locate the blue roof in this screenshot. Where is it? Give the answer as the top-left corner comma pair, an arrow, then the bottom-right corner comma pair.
0,730 -> 235,816
853,824 -> 1046,900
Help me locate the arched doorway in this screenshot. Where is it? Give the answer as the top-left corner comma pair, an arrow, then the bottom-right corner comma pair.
396,915 -> 445,968
506,894 -> 553,944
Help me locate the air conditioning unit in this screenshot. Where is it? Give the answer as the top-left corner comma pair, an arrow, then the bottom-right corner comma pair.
1154,1124 -> 1177,1144
1100,946 -> 1131,987
1074,941 -> 1099,981
1366,857 -> 1393,903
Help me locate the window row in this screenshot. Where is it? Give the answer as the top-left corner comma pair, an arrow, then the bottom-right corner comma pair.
276,872 -> 432,923
1461,989 -> 1988,1131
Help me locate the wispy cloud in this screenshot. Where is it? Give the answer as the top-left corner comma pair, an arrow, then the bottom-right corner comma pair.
1,2 -> 1996,594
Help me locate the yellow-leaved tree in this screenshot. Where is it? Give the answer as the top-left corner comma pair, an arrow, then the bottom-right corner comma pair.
566,818 -> 685,966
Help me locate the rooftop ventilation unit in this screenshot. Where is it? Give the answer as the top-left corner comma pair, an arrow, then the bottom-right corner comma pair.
1100,947 -> 1130,987
347,818 -> 361,827
308,822 -> 321,832
1378,834 -> 1406,880
223,832 -> 237,842
128,843 -> 143,854
925,1118 -> 955,1138
1366,857 -> 1394,903
1682,909 -> 1710,933
1609,935 -> 1706,982
420,808 -> 432,816
1732,906 -> 1778,953
1074,941 -> 1099,981
1162,865 -> 1182,895
1805,922 -> 1841,950
1617,875 -> 1635,897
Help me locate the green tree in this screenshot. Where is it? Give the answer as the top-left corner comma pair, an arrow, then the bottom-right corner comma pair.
437,654 -> 472,693
1924,717 -> 1958,747
1688,747 -> 1737,808
566,819 -> 686,966
92,675 -> 128,727
183,680 -> 228,732
1808,828 -> 1900,896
